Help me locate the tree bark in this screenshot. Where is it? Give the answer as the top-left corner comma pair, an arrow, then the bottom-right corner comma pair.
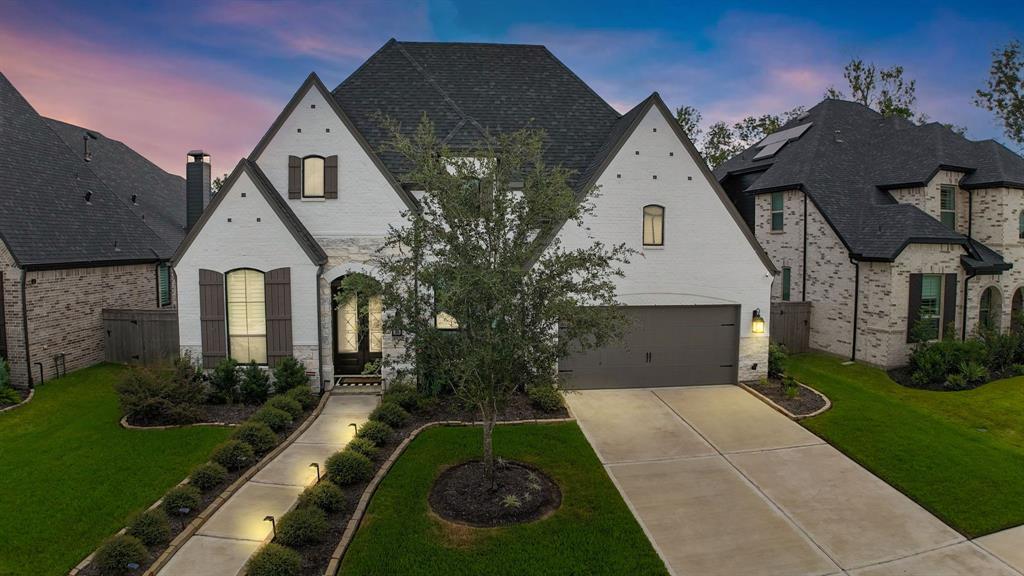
481,406 -> 496,490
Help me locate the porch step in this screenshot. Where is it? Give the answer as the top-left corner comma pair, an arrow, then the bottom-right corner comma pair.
332,375 -> 382,394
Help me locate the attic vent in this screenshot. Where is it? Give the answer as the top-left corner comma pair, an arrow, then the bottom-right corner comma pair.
753,122 -> 813,160
84,190 -> 93,204
131,193 -> 138,205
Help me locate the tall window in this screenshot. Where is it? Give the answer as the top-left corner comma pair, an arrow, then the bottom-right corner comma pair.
302,155 -> 325,198
643,205 -> 664,246
980,286 -> 1001,331
940,185 -> 956,229
157,264 -> 171,307
781,267 -> 792,301
1018,212 -> 1024,240
771,192 -> 784,231
919,274 -> 942,341
227,269 -> 267,364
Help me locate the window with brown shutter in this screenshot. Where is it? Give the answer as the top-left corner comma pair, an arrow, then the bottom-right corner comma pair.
325,155 -> 338,199
288,156 -> 301,199
0,271 -> 7,361
199,269 -> 227,368
264,267 -> 293,367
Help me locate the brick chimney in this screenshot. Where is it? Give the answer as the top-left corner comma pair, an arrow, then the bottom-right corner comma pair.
186,150 -> 210,231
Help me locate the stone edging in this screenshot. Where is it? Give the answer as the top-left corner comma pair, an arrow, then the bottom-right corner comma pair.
739,381 -> 832,420
68,391 -> 335,576
323,416 -> 576,576
0,388 -> 34,414
119,415 -> 239,430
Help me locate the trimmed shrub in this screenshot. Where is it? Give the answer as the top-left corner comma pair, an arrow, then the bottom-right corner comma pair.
161,485 -> 200,516
297,481 -> 346,513
94,535 -> 148,576
768,342 -> 788,379
246,543 -> 301,576
114,365 -> 204,425
527,384 -> 563,412
209,358 -> 240,404
382,380 -> 420,412
234,421 -> 278,455
346,437 -> 378,459
189,462 -> 228,492
355,420 -> 392,446
326,449 -> 374,485
275,506 -> 328,547
266,395 -> 304,420
240,361 -> 271,405
273,357 -> 308,391
126,508 -> 171,546
0,386 -> 19,405
0,357 -> 10,389
959,360 -> 989,387
368,401 -> 409,428
909,338 -> 987,388
285,385 -> 316,409
252,406 -> 293,432
211,439 -> 256,471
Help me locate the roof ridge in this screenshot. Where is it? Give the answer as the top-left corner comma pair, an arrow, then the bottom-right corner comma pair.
395,40 -> 547,48
539,45 -> 619,118
334,38 -> 396,93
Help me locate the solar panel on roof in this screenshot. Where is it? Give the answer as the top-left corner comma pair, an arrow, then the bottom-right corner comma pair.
757,122 -> 813,148
753,140 -> 788,160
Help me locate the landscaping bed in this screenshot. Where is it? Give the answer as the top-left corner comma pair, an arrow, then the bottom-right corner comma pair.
429,459 -> 561,527
0,385 -> 30,409
746,377 -> 827,417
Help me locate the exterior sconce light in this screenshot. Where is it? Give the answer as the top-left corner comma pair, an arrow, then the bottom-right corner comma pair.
264,515 -> 277,538
751,309 -> 765,334
309,462 -> 321,482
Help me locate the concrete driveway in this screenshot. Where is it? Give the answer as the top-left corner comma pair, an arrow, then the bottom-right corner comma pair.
566,386 -> 1022,576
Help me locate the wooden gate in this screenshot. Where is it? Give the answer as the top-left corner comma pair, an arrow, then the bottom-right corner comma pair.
770,302 -> 811,353
103,309 -> 179,365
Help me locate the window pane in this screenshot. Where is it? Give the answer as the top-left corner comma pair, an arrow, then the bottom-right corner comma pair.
772,212 -> 784,231
337,295 -> 358,353
782,267 -> 791,301
771,192 -> 784,211
919,275 -> 942,340
940,186 -> 955,210
369,295 -> 383,353
1019,213 -> 1024,239
227,270 -> 266,363
941,211 -> 956,228
303,157 -> 324,197
436,311 -> 459,330
643,206 -> 663,246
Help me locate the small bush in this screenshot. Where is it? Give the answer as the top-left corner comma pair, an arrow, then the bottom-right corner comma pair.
189,462 -> 228,492
94,535 -> 148,576
266,395 -> 304,419
297,481 -> 346,513
211,439 -> 256,471
355,420 -> 392,446
114,365 -> 203,425
768,342 -> 788,379
326,449 -> 374,485
240,361 -> 271,405
368,401 -> 409,428
161,485 -> 201,516
253,406 -> 293,432
382,379 -> 420,412
247,543 -> 301,576
285,385 -> 316,409
273,357 -> 308,391
275,506 -> 328,547
909,338 -> 987,388
945,373 -> 969,391
1012,363 -> 1024,377
0,386 -> 20,405
346,437 -> 378,459
959,360 -> 989,387
209,358 -> 240,404
233,421 -> 278,455
783,376 -> 800,398
126,508 -> 171,546
527,384 -> 563,412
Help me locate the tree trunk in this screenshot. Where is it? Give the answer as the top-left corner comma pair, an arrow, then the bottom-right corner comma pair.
481,407 -> 496,490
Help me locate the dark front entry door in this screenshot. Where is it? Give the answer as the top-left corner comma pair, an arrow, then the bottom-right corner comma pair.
332,282 -> 383,376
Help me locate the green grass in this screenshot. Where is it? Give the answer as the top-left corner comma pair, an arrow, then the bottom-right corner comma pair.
791,353 -> 1024,537
338,422 -> 669,576
0,364 -> 232,576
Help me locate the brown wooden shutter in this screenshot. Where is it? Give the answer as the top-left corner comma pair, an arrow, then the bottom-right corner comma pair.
199,269 -> 227,368
943,273 -> 957,337
324,155 -> 338,199
264,267 -> 293,367
288,156 -> 301,199
907,273 -> 923,343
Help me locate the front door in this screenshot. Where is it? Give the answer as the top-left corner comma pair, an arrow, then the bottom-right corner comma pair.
332,283 -> 383,375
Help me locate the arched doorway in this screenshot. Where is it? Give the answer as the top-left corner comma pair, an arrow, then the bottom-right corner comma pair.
331,273 -> 383,375
1012,288 -> 1024,333
979,286 -> 1002,332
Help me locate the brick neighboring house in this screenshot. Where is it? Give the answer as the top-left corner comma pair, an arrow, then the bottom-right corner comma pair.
716,98 -> 1024,368
0,71 -> 190,387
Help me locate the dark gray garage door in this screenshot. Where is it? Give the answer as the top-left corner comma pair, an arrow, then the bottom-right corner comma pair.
559,305 -> 740,389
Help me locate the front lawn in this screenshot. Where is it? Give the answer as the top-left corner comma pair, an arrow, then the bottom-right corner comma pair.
338,422 -> 669,576
0,364 -> 232,576
790,353 -> 1024,537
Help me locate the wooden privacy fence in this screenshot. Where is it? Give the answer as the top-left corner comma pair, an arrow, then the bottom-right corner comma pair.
770,302 -> 811,354
103,309 -> 179,365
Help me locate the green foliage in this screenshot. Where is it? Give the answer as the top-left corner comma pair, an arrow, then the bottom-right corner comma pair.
275,506 -> 328,547
675,104 -> 702,143
1012,364 -> 1024,377
247,543 -> 301,576
188,462 -> 228,492
0,386 -> 20,405
382,380 -> 420,412
959,361 -> 989,387
252,406 -> 293,432
768,342 -> 788,379
266,395 -> 304,420
209,358 -> 240,404
272,357 -> 309,391
233,421 -> 278,455
975,40 -> 1024,147
783,376 -> 800,399
0,357 -> 9,389
501,494 -> 522,509
284,385 -> 316,409
369,401 -> 409,428
297,480 -> 346,513
527,384 -> 563,413
114,364 -> 204,425
326,449 -> 374,485
161,485 -> 200,516
356,420 -> 393,446
126,508 -> 170,547
826,58 -> 921,121
94,535 -> 148,576
347,437 -> 379,459
676,106 -> 805,168
240,362 -> 271,405
211,439 -> 256,471
909,338 -> 986,388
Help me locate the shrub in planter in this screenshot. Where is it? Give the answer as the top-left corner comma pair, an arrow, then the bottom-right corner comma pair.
783,376 -> 800,398
252,406 -> 293,432
209,358 -> 240,404
355,420 -> 392,446
346,437 -> 378,459
768,342 -> 788,379
233,421 -> 278,455
273,357 -> 308,391
189,462 -> 228,492
211,439 -> 256,471
0,358 -> 18,404
247,543 -> 301,576
382,378 -> 420,411
114,366 -> 203,425
161,485 -> 201,516
284,385 -> 316,409
909,337 -> 987,388
297,480 -> 346,513
527,384 -> 563,412
959,360 -> 989,387
126,508 -> 171,547
266,395 -> 304,420
369,401 -> 409,428
326,449 -> 374,485
275,506 -> 328,547
94,535 -> 148,576
240,361 -> 271,405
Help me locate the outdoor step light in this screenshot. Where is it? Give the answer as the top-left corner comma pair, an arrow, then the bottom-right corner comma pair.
264,515 -> 276,538
751,308 -> 765,334
310,462 -> 321,482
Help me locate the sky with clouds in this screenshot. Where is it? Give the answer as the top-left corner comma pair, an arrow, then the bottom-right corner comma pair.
1,0 -> 1020,176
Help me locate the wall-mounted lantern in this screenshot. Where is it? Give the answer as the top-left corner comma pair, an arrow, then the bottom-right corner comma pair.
751,309 -> 765,334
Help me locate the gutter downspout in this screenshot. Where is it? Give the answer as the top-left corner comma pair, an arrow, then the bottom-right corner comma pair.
850,257 -> 860,362
316,264 -> 325,396
802,191 -> 808,301
20,270 -> 32,388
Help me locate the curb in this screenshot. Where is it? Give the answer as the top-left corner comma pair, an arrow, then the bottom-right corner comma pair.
0,388 -> 35,414
120,415 -> 239,430
739,381 -> 832,420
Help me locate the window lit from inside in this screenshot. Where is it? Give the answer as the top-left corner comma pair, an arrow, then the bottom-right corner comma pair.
303,156 -> 325,198
227,269 -> 267,364
940,185 -> 956,229
919,274 -> 942,340
643,205 -> 664,246
771,192 -> 784,231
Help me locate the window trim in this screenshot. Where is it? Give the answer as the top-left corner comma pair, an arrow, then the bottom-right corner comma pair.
642,204 -> 665,247
939,184 -> 956,229
301,155 -> 326,199
770,192 -> 784,231
225,268 -> 268,365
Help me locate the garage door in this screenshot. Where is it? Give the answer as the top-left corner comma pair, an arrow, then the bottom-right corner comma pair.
559,305 -> 739,389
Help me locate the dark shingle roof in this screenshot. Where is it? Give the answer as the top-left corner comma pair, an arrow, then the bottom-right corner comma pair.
715,99 -> 1024,261
0,72 -> 172,268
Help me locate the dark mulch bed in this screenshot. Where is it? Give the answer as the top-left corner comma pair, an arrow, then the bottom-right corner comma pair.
429,460 -> 561,527
0,387 -> 30,409
887,366 -> 1009,392
125,402 -> 260,427
747,378 -> 826,416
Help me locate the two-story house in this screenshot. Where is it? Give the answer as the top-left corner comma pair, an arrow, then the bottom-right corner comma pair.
172,39 -> 774,391
716,98 -> 1024,368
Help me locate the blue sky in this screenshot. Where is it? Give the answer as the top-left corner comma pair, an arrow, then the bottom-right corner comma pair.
0,0 -> 1020,175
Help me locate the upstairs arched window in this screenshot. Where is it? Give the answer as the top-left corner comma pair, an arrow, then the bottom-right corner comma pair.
643,205 -> 664,247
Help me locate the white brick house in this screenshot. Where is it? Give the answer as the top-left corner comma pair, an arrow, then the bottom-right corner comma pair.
173,40 -> 774,391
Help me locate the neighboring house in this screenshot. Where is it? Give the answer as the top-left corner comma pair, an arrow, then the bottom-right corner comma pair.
716,98 -> 1024,368
0,71 -> 187,387
173,39 -> 774,391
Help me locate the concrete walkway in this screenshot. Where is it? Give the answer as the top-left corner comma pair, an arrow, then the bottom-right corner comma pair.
157,394 -> 377,576
567,386 -> 1023,576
